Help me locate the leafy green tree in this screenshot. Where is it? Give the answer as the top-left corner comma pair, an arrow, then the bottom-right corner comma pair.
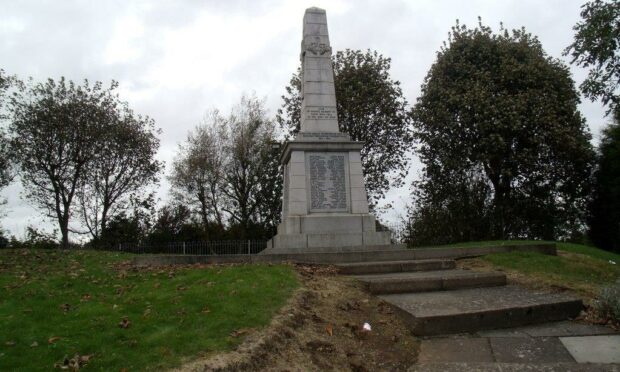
78,104 -> 162,240
278,49 -> 413,203
588,109 -> 620,252
9,78 -> 160,248
9,78 -> 116,248
95,193 -> 156,248
409,21 -> 595,244
565,0 -> 620,113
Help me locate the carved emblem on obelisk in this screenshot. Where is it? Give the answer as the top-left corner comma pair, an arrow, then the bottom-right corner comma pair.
307,42 -> 332,55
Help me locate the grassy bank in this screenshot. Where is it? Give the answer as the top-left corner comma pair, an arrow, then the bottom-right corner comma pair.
453,241 -> 619,298
0,249 -> 298,371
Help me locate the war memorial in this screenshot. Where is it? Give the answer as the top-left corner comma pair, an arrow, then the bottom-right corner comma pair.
264,7 -> 391,253
135,7 -> 619,368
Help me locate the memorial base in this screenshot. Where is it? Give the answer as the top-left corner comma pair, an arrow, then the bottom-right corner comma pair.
263,136 -> 392,254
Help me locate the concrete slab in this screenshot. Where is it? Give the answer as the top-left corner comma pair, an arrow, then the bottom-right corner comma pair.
355,269 -> 506,294
478,321 -> 618,338
418,338 -> 494,363
380,285 -> 583,336
489,337 -> 575,363
337,259 -> 455,275
560,335 -> 620,364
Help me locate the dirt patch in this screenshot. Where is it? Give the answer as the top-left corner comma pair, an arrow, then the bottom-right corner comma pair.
174,264 -> 419,371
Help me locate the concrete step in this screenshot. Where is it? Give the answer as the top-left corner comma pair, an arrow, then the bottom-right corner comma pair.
355,269 -> 506,294
336,259 -> 455,275
380,285 -> 583,336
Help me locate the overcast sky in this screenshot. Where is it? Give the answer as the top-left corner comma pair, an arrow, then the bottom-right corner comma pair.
0,0 -> 609,239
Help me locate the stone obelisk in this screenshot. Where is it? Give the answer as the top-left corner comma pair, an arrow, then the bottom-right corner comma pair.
264,7 -> 391,253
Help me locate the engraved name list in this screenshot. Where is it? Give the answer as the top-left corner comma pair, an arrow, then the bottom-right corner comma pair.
308,153 -> 347,211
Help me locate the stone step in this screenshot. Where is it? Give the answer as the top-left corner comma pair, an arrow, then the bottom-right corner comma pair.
336,259 -> 456,275
380,285 -> 583,336
355,269 -> 506,294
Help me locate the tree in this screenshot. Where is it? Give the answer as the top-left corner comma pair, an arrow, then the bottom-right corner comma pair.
588,109 -> 620,252
0,70 -> 14,195
169,95 -> 282,239
278,49 -> 413,203
565,0 -> 620,113
221,95 -> 281,239
409,21 -> 595,244
78,105 -> 162,241
8,78 -> 159,248
169,111 -> 226,228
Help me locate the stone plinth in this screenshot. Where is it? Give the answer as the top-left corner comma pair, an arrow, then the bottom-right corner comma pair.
263,7 -> 391,253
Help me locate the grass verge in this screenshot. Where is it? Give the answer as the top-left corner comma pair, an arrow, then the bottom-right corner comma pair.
0,249 -> 298,371
454,241 -> 619,299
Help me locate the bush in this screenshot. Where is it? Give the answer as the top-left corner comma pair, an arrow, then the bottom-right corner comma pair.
595,279 -> 620,324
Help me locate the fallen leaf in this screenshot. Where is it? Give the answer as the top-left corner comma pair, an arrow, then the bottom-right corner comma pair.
230,328 -> 249,338
48,336 -> 61,344
79,354 -> 93,363
201,306 -> 210,314
118,317 -> 131,329
30,341 -> 38,347
326,324 -> 333,336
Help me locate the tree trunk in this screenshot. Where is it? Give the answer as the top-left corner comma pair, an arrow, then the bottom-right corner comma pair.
60,214 -> 70,249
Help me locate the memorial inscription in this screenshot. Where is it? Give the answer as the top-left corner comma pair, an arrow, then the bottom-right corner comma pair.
307,153 -> 348,211
306,106 -> 337,120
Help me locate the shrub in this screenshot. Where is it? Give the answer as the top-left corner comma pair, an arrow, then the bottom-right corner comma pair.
595,279 -> 620,324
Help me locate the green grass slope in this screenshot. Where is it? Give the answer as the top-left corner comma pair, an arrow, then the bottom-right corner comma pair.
0,249 -> 298,371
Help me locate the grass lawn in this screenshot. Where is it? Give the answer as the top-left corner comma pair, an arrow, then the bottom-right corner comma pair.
0,249 -> 298,371
450,240 -> 620,298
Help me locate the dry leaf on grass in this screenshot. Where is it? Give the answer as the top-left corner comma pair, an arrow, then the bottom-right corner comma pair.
53,353 -> 94,370
118,317 -> 131,329
230,328 -> 250,338
326,324 -> 333,336
48,336 -> 61,344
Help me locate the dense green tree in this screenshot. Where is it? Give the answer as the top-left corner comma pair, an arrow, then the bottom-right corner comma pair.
146,203 -> 194,244
94,193 -> 156,248
588,109 -> 620,252
565,0 -> 620,113
409,21 -> 595,245
278,49 -> 413,203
